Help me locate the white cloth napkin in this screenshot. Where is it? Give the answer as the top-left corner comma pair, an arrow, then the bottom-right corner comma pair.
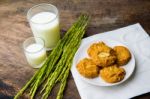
71,23 -> 150,99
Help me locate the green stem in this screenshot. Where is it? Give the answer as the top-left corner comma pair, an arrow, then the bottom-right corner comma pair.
14,14 -> 89,99
30,15 -> 87,98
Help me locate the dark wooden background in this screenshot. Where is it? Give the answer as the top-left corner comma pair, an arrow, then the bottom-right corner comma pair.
0,0 -> 150,99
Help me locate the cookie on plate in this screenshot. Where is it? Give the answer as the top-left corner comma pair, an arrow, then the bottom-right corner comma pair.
100,64 -> 126,83
76,58 -> 99,78
87,42 -> 116,67
113,46 -> 131,66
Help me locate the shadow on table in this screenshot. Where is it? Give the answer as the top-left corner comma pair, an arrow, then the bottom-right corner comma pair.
0,93 -> 13,99
0,80 -> 14,99
131,92 -> 150,99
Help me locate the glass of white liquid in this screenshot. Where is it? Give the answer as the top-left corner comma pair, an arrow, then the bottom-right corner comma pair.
23,37 -> 47,68
27,4 -> 60,50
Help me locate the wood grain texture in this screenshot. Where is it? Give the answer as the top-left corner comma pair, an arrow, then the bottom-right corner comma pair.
0,0 -> 150,99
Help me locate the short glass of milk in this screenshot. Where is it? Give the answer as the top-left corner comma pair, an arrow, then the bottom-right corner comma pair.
27,4 -> 60,50
23,37 -> 47,68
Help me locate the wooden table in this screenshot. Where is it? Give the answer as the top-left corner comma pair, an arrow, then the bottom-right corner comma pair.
0,0 -> 150,99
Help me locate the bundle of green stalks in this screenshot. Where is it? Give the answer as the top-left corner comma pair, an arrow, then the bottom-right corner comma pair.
14,14 -> 90,99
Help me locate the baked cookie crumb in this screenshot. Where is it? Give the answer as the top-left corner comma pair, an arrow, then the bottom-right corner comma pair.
113,46 -> 131,66
77,58 -> 99,78
100,64 -> 126,83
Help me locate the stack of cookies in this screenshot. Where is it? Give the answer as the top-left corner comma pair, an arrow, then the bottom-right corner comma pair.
76,42 -> 131,83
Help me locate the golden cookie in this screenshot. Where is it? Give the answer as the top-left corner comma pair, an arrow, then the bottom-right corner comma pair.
87,42 -> 116,67
76,58 -> 99,78
113,46 -> 131,66
100,65 -> 126,83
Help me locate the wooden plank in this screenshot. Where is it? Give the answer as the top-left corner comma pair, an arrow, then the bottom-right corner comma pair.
0,0 -> 150,99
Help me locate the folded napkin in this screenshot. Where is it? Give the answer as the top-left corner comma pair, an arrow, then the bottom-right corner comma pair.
71,23 -> 150,99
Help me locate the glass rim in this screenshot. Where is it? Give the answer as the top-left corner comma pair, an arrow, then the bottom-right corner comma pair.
27,3 -> 59,25
23,37 -> 45,54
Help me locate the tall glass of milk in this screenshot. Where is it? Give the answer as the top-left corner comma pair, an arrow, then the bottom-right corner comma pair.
23,37 -> 47,68
27,4 -> 60,50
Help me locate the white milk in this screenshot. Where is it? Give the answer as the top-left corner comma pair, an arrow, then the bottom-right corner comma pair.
25,44 -> 47,68
30,12 -> 60,50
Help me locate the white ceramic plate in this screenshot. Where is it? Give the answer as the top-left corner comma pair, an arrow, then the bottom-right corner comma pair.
73,39 -> 135,86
